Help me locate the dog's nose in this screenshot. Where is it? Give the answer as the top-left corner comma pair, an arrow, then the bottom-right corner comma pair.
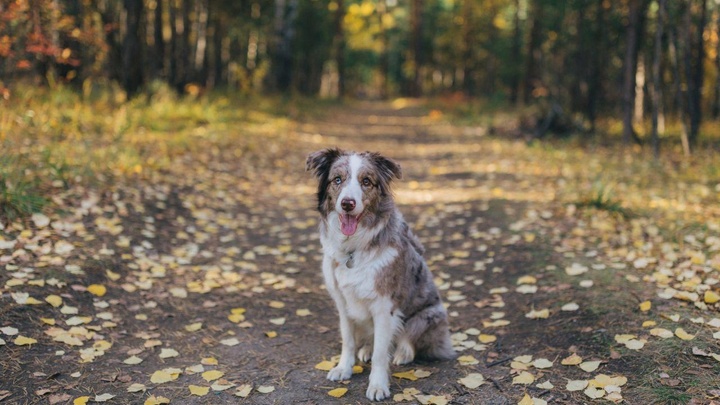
341,198 -> 356,212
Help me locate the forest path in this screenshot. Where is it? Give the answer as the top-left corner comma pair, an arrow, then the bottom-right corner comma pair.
1,100 -> 711,404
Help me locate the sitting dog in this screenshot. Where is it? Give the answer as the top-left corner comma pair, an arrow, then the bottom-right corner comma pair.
306,148 -> 455,401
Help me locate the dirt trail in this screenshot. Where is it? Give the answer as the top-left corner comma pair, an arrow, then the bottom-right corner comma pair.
1,101 -> 712,404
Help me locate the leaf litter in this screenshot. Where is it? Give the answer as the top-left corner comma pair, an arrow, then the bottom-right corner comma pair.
1,99 -> 719,403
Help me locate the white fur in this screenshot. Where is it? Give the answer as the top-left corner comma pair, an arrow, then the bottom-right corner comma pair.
336,154 -> 365,215
321,202 -> 403,400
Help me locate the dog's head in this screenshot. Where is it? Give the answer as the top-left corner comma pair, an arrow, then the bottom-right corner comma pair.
307,148 -> 402,236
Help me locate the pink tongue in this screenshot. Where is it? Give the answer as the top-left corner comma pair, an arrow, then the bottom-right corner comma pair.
340,214 -> 359,236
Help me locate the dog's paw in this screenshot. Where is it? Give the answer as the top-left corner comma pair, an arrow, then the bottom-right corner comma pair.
357,345 -> 373,363
366,383 -> 390,401
392,340 -> 415,365
326,366 -> 352,381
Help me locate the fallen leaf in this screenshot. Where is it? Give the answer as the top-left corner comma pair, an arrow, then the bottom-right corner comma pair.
536,381 -> 554,389
561,353 -> 583,365
584,386 -> 605,399
561,302 -> 579,311
315,360 -> 335,371
144,395 -> 170,405
94,393 -> 115,402
123,356 -> 143,365
73,396 -> 90,405
457,355 -> 479,365
650,328 -> 673,338
150,370 -> 174,384
525,308 -> 550,319
512,371 -> 535,385
185,322 -> 203,332
220,337 -> 240,346
14,335 -> 37,346
189,385 -> 210,396
127,383 -> 146,392
257,385 -> 275,394
45,295 -> 63,307
566,380 -> 589,391
202,370 -> 224,382
639,301 -> 652,312
235,384 -> 253,398
87,284 -> 107,297
458,373 -> 485,389
159,348 -> 179,358
393,370 -> 420,381
296,308 -> 312,316
532,358 -> 553,369
675,328 -> 695,340
579,360 -> 601,372
478,334 -> 497,344
705,291 -> 720,304
328,387 -> 348,398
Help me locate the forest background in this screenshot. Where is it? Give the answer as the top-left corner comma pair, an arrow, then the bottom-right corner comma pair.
2,0 -> 720,156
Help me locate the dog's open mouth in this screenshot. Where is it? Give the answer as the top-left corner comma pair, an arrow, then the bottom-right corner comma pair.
340,213 -> 361,236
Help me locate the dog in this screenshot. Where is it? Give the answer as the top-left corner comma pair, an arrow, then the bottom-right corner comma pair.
306,148 -> 455,401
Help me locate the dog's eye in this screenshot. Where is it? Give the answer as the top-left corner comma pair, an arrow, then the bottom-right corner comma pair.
362,177 -> 372,187
333,176 -> 342,185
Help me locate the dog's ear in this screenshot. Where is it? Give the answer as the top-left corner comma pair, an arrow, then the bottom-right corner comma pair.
306,148 -> 343,178
371,153 -> 402,182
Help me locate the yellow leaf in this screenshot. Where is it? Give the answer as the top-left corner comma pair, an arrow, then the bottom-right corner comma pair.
328,387 -> 348,398
73,396 -> 90,405
189,385 -> 210,396
579,360 -> 601,372
265,331 -> 277,338
674,328 -> 695,340
642,320 -> 657,327
228,313 -> 245,323
231,307 -> 246,315
457,355 -> 479,365
458,373 -> 485,389
144,395 -> 170,405
296,308 -> 312,317
201,357 -> 218,365
269,300 -> 285,309
392,370 -> 419,381
525,308 -> 550,319
235,384 -> 253,398
639,301 -> 652,312
45,295 -> 63,307
150,370 -> 173,384
705,290 -> 720,304
518,394 -> 534,405
566,379 -> 589,391
124,356 -> 143,365
315,360 -> 335,371
352,365 -> 363,374
202,370 -> 224,382
532,358 -> 553,369
650,328 -> 673,338
256,385 -> 275,394
14,335 -> 37,346
39,318 -> 55,325
561,353 -> 583,365
185,322 -> 202,332
25,297 -> 43,305
478,334 -> 497,344
517,275 -> 537,284
512,371 -> 535,385
87,284 -> 107,297
106,270 -> 121,281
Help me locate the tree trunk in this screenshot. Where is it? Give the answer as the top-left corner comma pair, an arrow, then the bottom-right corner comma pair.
509,0 -> 522,104
461,0 -> 475,97
621,0 -> 648,146
123,0 -> 144,98
169,0 -> 178,89
713,6 -> 720,119
267,0 -> 298,92
688,0 -> 707,147
651,0 -> 666,159
586,0 -> 606,131
333,0 -> 346,97
523,0 -> 543,104
409,0 -> 423,97
154,0 -> 165,79
669,28 -> 691,156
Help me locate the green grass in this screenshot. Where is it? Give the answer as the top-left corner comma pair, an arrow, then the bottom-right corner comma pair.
575,180 -> 630,218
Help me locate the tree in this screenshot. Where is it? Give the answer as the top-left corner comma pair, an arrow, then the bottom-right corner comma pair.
621,0 -> 649,146
122,0 -> 144,97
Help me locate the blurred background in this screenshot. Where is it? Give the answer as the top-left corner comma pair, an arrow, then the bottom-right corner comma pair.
1,0 -> 719,152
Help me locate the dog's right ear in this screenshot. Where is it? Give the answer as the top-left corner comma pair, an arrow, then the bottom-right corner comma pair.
306,148 -> 343,178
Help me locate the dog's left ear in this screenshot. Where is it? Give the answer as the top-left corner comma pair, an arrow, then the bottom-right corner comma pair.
306,148 -> 343,178
371,153 -> 402,182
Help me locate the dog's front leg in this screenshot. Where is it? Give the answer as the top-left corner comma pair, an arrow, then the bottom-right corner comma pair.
327,308 -> 356,381
366,299 -> 400,401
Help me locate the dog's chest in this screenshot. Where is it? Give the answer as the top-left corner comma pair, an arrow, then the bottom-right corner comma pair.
326,246 -> 398,320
